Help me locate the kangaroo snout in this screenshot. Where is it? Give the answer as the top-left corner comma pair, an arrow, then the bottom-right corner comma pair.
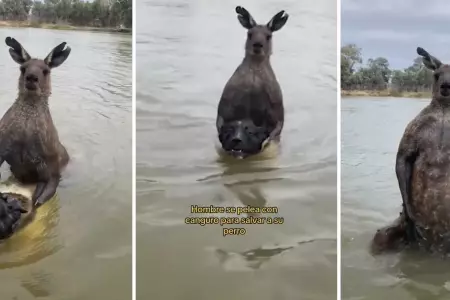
440,82 -> 450,96
253,42 -> 263,54
25,73 -> 38,90
253,42 -> 263,49
25,73 -> 38,82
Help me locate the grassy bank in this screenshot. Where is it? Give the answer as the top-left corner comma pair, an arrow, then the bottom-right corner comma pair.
0,20 -> 131,34
341,89 -> 431,99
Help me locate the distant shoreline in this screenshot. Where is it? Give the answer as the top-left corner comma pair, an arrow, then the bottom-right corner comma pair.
0,20 -> 131,34
341,89 -> 431,99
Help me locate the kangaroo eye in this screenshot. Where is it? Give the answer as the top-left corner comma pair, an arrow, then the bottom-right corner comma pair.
266,34 -> 272,41
20,66 -> 25,74
247,32 -> 252,39
43,69 -> 49,76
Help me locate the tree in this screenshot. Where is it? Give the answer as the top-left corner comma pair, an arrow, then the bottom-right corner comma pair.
341,44 -> 433,93
341,44 -> 363,90
0,0 -> 132,28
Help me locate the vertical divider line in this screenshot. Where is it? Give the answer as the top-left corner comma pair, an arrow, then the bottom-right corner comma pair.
336,0 -> 342,298
132,0 -> 137,298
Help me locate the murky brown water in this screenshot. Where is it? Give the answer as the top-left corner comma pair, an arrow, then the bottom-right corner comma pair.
0,28 -> 132,300
342,97 -> 450,299
136,0 -> 337,299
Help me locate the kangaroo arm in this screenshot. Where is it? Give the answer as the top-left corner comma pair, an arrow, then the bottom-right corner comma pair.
33,176 -> 59,207
395,145 -> 420,240
269,121 -> 283,141
395,152 -> 415,215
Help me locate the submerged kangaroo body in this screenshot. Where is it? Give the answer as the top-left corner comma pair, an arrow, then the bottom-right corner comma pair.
216,6 -> 288,158
0,37 -> 71,208
372,47 -> 450,254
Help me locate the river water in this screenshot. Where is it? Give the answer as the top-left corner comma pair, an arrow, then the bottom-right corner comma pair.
136,0 -> 337,299
342,97 -> 450,299
0,28 -> 132,299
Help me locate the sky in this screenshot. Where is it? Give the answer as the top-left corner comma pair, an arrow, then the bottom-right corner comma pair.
342,0 -> 450,69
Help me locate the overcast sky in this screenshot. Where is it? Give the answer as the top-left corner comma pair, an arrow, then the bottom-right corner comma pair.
342,0 -> 450,69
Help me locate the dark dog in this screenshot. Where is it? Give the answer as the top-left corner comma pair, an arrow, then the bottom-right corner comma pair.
216,7 -> 288,159
219,119 -> 270,157
0,193 -> 28,240
372,47 -> 450,254
0,37 -> 71,207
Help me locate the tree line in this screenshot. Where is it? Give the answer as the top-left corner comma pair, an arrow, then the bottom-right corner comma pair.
341,44 -> 432,93
0,0 -> 132,28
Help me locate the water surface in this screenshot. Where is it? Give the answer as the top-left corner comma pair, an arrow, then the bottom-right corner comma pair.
137,0 -> 337,299
342,97 -> 450,299
0,28 -> 132,299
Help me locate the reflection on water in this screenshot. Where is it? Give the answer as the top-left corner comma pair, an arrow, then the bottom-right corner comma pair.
215,237 -> 336,271
342,97 -> 450,299
0,28 -> 131,299
137,0 -> 337,299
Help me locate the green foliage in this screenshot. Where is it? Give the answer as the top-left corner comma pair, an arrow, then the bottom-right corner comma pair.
0,0 -> 132,28
341,44 -> 362,89
341,44 -> 433,92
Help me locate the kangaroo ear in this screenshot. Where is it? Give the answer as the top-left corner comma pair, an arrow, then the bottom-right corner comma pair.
267,10 -> 288,32
44,42 -> 71,68
417,47 -> 442,70
236,6 -> 257,29
5,37 -> 31,65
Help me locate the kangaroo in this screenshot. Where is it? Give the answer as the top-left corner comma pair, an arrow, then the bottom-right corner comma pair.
216,6 -> 288,159
372,47 -> 450,254
0,37 -> 71,209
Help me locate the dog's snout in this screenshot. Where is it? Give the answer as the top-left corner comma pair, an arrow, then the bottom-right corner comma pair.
25,74 -> 38,82
230,137 -> 242,148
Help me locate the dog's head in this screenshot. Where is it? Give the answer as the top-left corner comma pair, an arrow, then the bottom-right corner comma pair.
218,119 -> 270,158
0,194 -> 27,239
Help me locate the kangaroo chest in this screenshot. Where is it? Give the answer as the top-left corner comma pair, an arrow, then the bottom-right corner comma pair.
0,106 -> 58,163
410,110 -> 450,236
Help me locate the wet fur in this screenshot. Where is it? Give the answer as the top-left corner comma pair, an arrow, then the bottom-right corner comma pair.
373,47 -> 450,254
216,6 -> 288,157
0,193 -> 33,240
0,37 -> 70,208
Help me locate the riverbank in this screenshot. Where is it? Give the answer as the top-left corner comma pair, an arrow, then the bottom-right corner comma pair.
341,89 -> 431,98
0,20 -> 131,34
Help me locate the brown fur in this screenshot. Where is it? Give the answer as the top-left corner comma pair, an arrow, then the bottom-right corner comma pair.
371,212 -> 408,254
373,47 -> 450,254
0,37 -> 71,208
216,7 -> 288,158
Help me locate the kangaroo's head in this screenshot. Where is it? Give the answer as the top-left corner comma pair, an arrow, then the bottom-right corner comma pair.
417,46 -> 450,102
235,6 -> 288,60
5,37 -> 71,99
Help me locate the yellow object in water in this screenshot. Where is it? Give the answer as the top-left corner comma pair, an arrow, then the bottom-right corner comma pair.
0,176 -> 60,269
